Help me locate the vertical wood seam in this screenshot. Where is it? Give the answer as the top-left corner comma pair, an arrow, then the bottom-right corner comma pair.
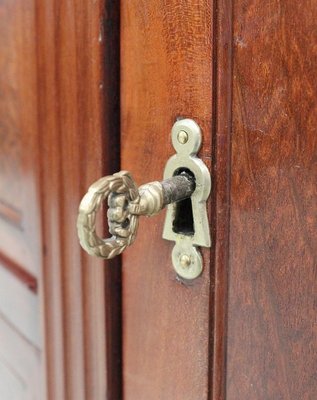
209,0 -> 234,398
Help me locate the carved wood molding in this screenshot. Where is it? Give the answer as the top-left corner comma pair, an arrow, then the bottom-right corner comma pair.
36,1 -> 121,399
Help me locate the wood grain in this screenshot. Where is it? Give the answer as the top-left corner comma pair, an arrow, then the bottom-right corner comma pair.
0,1 -> 43,398
210,0 -> 233,399
1,0 -> 121,397
1,0 -> 316,398
36,0 -> 121,399
0,0 -> 42,279
121,2 -> 214,399
227,0 -> 317,398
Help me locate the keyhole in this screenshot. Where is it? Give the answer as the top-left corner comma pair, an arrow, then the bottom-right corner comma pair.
172,168 -> 195,236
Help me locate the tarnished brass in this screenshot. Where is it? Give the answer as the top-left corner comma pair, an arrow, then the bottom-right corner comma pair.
77,118 -> 211,280
163,119 -> 211,280
77,171 -> 194,259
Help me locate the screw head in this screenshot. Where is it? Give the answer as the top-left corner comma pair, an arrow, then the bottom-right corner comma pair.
177,130 -> 189,144
179,254 -> 191,269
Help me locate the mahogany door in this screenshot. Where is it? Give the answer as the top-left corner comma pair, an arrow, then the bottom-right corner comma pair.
0,1 -> 120,399
0,0 -> 316,400
120,1 -> 317,399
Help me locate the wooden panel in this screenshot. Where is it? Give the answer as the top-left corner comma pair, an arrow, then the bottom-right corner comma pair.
0,0 -> 44,396
0,0 -> 42,278
1,0 -> 121,398
210,0 -> 233,399
0,316 -> 41,400
0,264 -> 40,347
36,1 -> 121,399
121,2 -> 214,399
226,1 -> 317,399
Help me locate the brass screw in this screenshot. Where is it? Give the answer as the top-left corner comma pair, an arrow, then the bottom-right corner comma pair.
177,130 -> 188,144
179,254 -> 191,269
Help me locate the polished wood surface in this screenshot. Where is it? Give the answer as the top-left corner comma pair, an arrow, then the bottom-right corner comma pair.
121,2 -> 214,399
1,0 -> 316,398
226,0 -> 317,398
0,1 -> 42,397
36,1 -> 121,398
210,0 -> 233,399
0,0 -> 41,279
0,0 -> 121,399
121,1 -> 317,399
